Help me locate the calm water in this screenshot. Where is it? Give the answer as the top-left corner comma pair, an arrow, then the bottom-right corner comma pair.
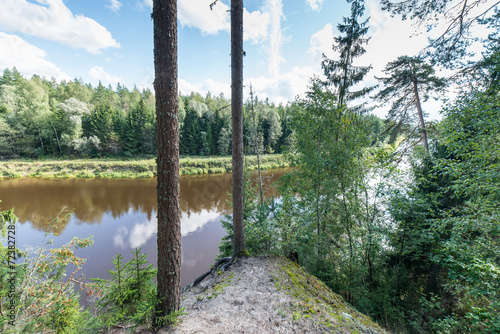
0,168 -> 288,295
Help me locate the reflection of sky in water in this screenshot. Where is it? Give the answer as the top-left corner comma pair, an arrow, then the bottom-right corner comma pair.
14,207 -> 227,289
113,209 -> 223,250
1,168 -> 288,293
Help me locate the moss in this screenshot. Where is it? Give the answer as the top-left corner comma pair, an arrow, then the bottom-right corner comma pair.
198,272 -> 234,301
274,257 -> 386,333
238,249 -> 251,257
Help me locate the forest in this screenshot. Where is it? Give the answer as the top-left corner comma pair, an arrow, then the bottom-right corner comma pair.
218,1 -> 500,333
0,69 -> 292,158
0,0 -> 499,333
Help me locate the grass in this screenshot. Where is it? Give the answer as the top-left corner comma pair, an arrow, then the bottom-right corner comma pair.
0,154 -> 290,179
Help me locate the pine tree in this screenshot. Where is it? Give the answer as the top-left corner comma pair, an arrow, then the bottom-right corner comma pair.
375,55 -> 444,152
152,0 -> 181,320
231,0 -> 246,257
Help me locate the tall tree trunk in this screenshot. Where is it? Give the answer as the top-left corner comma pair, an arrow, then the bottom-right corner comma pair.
152,0 -> 181,320
37,127 -> 44,150
49,120 -> 62,153
231,0 -> 246,257
340,180 -> 353,303
412,77 -> 429,152
395,225 -> 407,300
249,84 -> 263,204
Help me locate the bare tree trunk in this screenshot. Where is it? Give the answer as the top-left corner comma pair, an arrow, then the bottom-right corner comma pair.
249,84 -> 263,204
49,120 -> 62,153
412,78 -> 429,152
152,0 -> 181,321
37,127 -> 44,150
231,0 -> 246,257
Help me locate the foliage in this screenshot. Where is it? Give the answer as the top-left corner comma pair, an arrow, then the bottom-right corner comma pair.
0,210 -> 93,333
90,248 -> 158,330
0,154 -> 289,178
0,207 -> 183,333
375,55 -> 445,151
384,89 -> 500,332
0,70 -> 293,159
321,0 -> 373,109
380,0 -> 498,67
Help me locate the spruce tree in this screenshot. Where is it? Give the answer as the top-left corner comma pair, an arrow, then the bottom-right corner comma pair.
89,104 -> 113,151
321,0 -> 372,110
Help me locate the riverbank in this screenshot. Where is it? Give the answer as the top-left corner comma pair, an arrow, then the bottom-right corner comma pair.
0,154 -> 289,178
107,256 -> 387,334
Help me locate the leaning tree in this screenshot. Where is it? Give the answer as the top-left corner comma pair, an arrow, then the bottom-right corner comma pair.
375,56 -> 444,152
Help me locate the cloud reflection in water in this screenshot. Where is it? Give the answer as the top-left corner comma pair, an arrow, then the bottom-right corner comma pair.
112,209 -> 223,249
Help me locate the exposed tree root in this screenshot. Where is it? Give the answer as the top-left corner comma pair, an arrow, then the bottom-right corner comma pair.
186,256 -> 235,289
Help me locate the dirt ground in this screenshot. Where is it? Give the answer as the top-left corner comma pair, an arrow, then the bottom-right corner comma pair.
108,256 -> 386,334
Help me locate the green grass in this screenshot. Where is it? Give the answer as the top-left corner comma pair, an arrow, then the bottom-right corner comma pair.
0,154 -> 290,178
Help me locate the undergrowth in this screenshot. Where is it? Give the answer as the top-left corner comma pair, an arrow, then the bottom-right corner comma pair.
0,209 -> 182,333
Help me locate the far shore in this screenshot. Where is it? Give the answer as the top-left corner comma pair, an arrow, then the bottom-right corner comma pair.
0,154 -> 290,179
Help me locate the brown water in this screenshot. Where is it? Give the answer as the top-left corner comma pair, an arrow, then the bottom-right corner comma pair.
0,168 -> 288,293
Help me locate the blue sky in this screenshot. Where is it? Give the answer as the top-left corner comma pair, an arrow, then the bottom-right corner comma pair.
0,0 -> 492,118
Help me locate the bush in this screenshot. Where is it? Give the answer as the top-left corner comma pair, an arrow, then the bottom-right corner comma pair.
0,209 -> 176,333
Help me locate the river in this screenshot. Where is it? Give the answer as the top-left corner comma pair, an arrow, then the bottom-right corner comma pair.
0,168 -> 289,297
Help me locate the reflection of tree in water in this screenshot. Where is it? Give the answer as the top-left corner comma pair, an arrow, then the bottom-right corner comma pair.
0,169 -> 287,233
179,173 -> 232,217
0,178 -> 158,231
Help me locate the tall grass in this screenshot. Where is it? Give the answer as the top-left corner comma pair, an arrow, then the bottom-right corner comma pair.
0,155 -> 290,178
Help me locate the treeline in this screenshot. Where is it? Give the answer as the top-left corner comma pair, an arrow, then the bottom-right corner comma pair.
0,68 -> 293,159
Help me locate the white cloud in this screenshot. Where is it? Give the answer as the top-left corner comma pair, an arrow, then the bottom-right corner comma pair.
178,0 -> 230,35
0,32 -> 70,81
179,64 -> 317,106
264,0 -> 285,76
136,0 -> 152,11
107,0 -> 122,13
142,0 -> 272,44
179,78 -> 231,97
366,0 -> 391,36
89,66 -> 122,86
308,23 -> 335,63
244,9 -> 270,43
306,0 -> 325,11
246,65 -> 316,104
0,0 -> 120,54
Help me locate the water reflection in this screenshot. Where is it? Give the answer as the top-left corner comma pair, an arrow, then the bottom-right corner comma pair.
0,169 -> 287,288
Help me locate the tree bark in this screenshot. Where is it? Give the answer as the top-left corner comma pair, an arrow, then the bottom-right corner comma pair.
231,0 -> 246,256
152,0 -> 181,320
249,84 -> 263,204
412,77 -> 429,152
